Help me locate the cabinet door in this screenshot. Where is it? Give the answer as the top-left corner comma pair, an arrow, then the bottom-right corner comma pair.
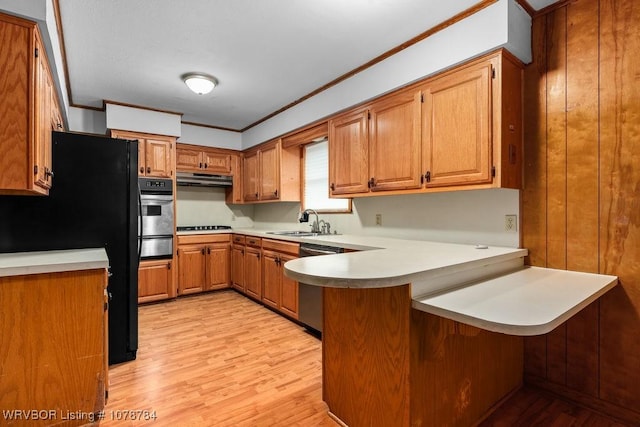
259,143 -> 280,201
329,108 -> 369,195
137,138 -> 146,175
145,138 -> 173,177
422,62 -> 492,187
176,148 -> 203,172
34,37 -> 53,191
138,259 -> 173,303
242,152 -> 260,201
206,243 -> 230,290
202,151 -> 232,175
231,244 -> 245,292
369,89 -> 422,191
177,245 -> 206,295
262,251 -> 280,309
279,253 -> 299,319
244,246 -> 262,300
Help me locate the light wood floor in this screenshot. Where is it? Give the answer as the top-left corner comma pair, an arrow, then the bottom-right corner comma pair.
101,290 -> 630,427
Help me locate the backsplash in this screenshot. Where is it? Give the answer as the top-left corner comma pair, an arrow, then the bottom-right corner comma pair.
176,187 -> 521,248
175,187 -> 254,228
252,189 -> 521,248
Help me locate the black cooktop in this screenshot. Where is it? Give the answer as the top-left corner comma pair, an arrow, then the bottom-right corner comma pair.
177,225 -> 232,231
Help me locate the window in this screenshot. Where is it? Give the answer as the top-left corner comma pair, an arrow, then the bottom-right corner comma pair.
303,140 -> 350,212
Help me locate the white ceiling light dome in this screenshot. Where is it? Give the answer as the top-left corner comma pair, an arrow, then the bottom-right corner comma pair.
182,73 -> 218,95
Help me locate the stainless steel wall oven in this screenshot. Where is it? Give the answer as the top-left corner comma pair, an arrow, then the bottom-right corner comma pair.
139,178 -> 173,259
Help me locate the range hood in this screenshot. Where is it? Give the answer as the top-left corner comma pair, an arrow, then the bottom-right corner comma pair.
176,172 -> 233,187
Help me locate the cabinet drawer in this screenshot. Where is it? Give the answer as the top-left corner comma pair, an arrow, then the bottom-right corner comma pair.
262,239 -> 299,256
177,233 -> 231,245
232,235 -> 246,245
246,236 -> 262,247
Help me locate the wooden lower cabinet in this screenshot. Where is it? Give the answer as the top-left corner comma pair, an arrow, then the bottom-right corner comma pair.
244,245 -> 262,299
177,234 -> 231,296
231,242 -> 245,292
138,259 -> 174,303
262,239 -> 299,319
323,285 -> 522,427
0,268 -> 108,425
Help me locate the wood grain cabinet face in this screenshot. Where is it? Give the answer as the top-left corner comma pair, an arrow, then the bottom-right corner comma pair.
242,151 -> 260,202
177,245 -> 207,295
328,109 -> 370,195
369,89 -> 423,192
0,14 -> 59,195
422,62 -> 492,187
206,242 -> 231,291
261,239 -> 299,319
111,130 -> 174,178
231,243 -> 246,292
138,259 -> 173,303
240,140 -> 300,203
244,246 -> 262,300
0,269 -> 108,423
176,146 -> 233,175
176,235 -> 232,296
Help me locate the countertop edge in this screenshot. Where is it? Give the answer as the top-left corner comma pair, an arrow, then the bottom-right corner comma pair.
0,248 -> 109,278
411,266 -> 619,336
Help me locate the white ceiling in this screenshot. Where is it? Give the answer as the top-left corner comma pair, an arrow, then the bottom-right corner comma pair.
58,0 -> 557,131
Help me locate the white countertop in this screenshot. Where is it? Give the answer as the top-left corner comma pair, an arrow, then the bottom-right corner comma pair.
412,266 -> 618,336
0,248 -> 109,278
177,228 -> 618,336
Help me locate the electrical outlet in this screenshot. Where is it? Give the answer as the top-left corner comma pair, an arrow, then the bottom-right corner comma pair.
375,213 -> 382,226
505,214 -> 517,232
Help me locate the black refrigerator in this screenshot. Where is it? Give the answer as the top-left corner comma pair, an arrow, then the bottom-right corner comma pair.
0,131 -> 139,364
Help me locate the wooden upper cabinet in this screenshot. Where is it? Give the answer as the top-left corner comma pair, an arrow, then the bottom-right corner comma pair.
175,147 -> 201,171
176,144 -> 234,175
145,138 -> 173,177
328,108 -> 370,195
0,14 -> 59,195
241,139 -> 300,203
259,142 -> 280,201
422,61 -> 492,188
111,130 -> 175,178
242,150 -> 260,202
369,89 -> 422,192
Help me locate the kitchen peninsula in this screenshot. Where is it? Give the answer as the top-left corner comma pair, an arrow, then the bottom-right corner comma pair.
283,237 -> 618,427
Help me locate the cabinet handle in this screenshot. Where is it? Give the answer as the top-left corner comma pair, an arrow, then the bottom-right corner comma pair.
199,162 -> 203,168
255,192 -> 259,199
201,248 -> 205,255
147,166 -> 151,174
204,163 -> 208,169
44,168 -> 54,180
425,171 -> 431,183
140,167 -> 144,173
274,189 -> 278,197
330,183 -> 335,191
368,177 -> 375,188
57,123 -> 62,129
257,253 -> 261,260
207,247 -> 211,254
167,261 -> 171,270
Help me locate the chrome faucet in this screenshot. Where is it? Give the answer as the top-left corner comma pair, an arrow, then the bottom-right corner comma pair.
299,209 -> 320,233
318,219 -> 331,235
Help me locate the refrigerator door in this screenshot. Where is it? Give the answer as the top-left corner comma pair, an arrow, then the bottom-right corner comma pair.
0,131 -> 139,364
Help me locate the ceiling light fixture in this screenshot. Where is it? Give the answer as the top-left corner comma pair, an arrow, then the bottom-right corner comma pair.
182,73 -> 218,95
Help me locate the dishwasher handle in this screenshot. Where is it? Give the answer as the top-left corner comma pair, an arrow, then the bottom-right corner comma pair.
299,244 -> 344,257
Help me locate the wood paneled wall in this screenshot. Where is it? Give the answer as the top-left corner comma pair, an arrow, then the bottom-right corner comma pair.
522,0 -> 640,423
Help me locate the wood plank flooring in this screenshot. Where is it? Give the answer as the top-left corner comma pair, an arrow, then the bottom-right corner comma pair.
101,290 -> 631,427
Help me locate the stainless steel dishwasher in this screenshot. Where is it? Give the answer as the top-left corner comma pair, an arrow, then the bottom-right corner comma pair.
298,243 -> 344,336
